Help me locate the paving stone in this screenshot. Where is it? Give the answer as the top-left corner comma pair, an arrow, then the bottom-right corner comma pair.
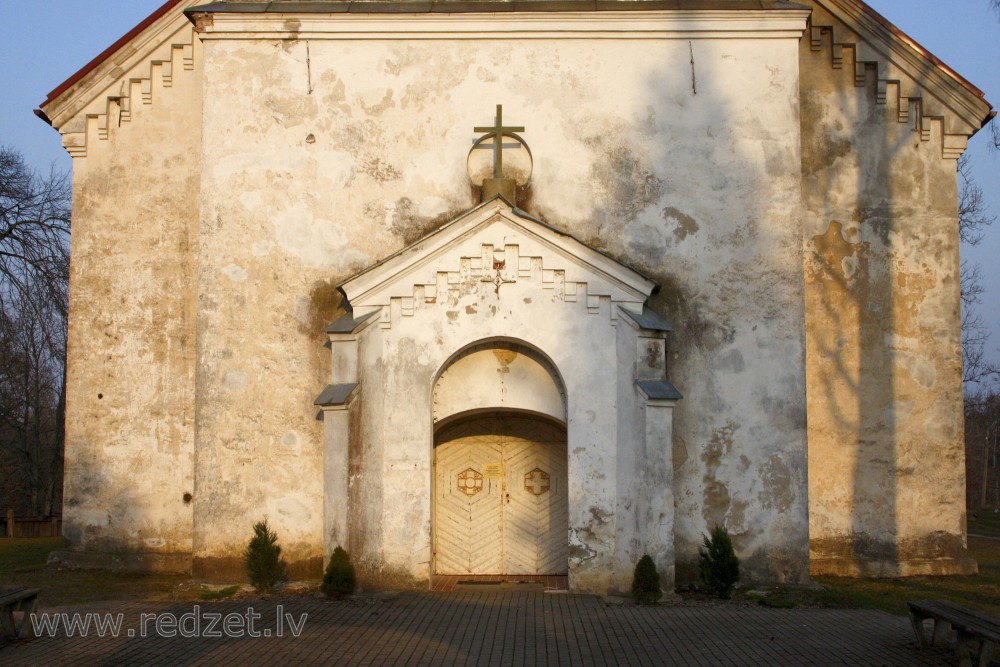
0,592 -> 958,666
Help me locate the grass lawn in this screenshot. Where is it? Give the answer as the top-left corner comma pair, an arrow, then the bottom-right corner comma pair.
968,509 -> 1000,536
1,515 -> 999,614
0,538 -> 191,608
749,511 -> 1000,616
0,537 -> 66,573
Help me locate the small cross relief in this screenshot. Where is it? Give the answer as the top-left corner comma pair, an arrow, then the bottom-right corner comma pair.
524,468 -> 550,496
481,259 -> 515,295
457,468 -> 484,496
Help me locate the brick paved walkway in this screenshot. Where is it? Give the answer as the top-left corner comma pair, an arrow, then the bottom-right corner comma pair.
1,592 -> 958,666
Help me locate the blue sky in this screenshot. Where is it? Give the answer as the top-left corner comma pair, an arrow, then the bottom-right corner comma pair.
2,0 -> 998,377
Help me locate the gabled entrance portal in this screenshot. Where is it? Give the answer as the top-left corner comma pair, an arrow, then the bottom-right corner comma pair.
317,198 -> 681,594
434,414 -> 568,576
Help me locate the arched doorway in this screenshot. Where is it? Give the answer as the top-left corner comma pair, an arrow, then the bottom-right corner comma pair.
431,341 -> 568,576
321,199 -> 677,592
434,413 -> 568,575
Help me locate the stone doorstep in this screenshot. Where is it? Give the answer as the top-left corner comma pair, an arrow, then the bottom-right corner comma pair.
454,581 -> 545,592
432,574 -> 569,592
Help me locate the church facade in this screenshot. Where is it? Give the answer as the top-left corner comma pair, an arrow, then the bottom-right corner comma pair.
40,0 -> 992,593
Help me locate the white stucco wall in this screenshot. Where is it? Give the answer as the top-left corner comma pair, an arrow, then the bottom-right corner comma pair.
45,1 -> 986,586
190,9 -> 811,584
58,25 -> 202,568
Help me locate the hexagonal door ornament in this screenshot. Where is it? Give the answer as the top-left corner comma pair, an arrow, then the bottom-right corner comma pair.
457,468 -> 484,496
524,468 -> 550,496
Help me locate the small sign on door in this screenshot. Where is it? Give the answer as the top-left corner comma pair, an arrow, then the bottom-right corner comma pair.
483,463 -> 503,478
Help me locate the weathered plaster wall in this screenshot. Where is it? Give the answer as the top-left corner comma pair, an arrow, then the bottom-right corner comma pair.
617,317 -> 677,589
360,292 -> 623,590
194,16 -> 809,584
59,38 -> 202,568
48,2 -> 988,587
801,4 -> 975,576
330,203 -> 658,592
432,344 -> 565,425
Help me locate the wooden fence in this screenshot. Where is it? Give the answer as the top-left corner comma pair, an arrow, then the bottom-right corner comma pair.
1,511 -> 62,538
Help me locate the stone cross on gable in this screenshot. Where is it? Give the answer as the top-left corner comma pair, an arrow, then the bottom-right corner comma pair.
474,104 -> 525,180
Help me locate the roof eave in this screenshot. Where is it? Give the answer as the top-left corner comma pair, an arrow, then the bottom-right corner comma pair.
817,0 -> 993,135
40,0 -> 186,112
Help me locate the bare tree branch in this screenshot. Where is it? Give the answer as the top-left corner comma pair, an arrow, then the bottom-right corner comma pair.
0,146 -> 71,322
0,146 -> 69,517
958,154 -> 1000,388
961,261 -> 985,308
958,154 -> 994,246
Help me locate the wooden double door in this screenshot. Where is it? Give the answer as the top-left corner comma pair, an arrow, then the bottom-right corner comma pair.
434,415 -> 568,575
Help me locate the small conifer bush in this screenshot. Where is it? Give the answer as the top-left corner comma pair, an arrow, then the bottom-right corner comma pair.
698,524 -> 740,599
322,546 -> 357,599
244,518 -> 287,593
631,554 -> 662,604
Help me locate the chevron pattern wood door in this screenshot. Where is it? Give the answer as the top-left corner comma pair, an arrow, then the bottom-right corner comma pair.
434,433 -> 504,575
434,416 -> 567,575
502,426 -> 568,575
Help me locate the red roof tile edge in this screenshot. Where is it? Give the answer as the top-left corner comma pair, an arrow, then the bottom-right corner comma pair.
41,0 -> 184,109
853,0 -> 986,101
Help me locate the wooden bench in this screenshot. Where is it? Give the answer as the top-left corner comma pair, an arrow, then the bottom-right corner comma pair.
908,599 -> 999,667
0,588 -> 39,641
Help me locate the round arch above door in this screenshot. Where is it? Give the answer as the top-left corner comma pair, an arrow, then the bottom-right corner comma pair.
432,340 -> 566,427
